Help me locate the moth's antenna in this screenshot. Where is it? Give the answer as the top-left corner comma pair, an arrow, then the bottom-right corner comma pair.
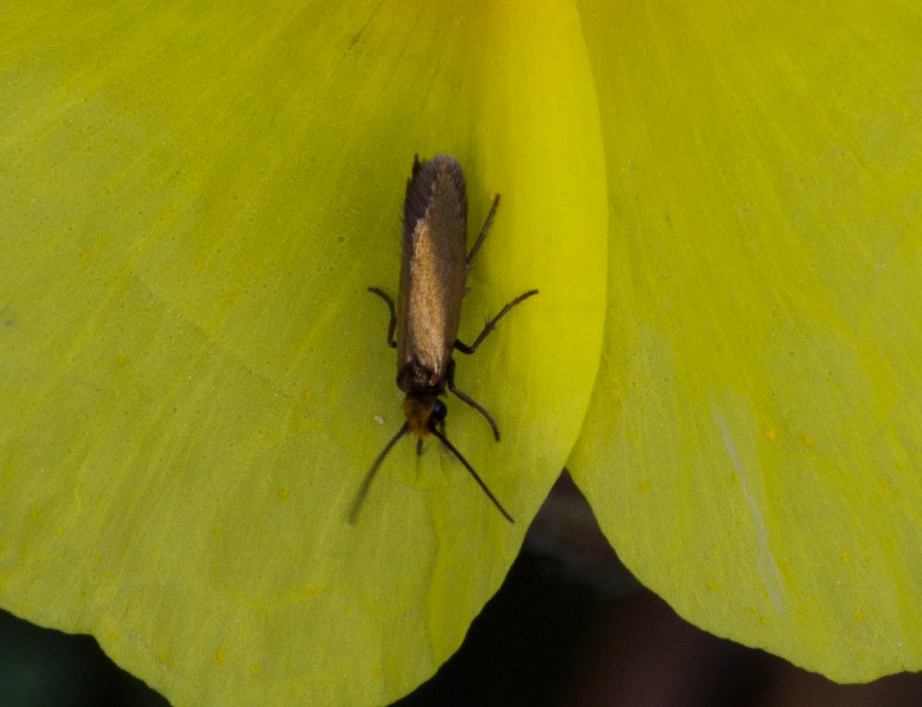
429,426 -> 515,523
349,423 -> 410,524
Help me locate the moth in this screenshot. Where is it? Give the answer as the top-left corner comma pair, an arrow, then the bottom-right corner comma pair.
350,154 -> 537,523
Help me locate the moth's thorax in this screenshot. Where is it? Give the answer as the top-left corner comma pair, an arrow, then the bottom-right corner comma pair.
397,359 -> 444,394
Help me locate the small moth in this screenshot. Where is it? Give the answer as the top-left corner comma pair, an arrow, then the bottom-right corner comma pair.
350,154 -> 537,523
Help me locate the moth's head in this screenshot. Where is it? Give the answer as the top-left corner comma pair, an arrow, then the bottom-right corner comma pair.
402,395 -> 445,438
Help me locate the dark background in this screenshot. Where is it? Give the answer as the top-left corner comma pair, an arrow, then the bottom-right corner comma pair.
2,472 -> 919,706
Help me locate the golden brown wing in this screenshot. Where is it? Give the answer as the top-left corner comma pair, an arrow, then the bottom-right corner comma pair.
396,154 -> 468,389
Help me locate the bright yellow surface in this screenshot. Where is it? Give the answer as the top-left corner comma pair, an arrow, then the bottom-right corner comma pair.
0,1 -> 606,704
571,0 -> 922,682
5,0 -> 922,700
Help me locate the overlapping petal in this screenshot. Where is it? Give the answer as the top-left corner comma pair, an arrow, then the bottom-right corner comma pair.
572,0 -> 922,682
0,1 -> 605,704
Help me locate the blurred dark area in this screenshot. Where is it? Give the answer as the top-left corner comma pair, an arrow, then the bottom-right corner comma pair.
396,471 -> 922,707
0,610 -> 168,707
2,471 -> 920,706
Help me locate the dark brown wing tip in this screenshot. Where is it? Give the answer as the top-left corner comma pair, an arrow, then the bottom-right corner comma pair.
403,153 -> 467,241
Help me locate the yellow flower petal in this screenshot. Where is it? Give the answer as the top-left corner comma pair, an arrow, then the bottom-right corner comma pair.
0,1 -> 606,704
572,0 -> 922,682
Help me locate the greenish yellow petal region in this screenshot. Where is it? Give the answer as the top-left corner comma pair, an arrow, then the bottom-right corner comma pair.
572,0 -> 922,682
0,1 -> 606,704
